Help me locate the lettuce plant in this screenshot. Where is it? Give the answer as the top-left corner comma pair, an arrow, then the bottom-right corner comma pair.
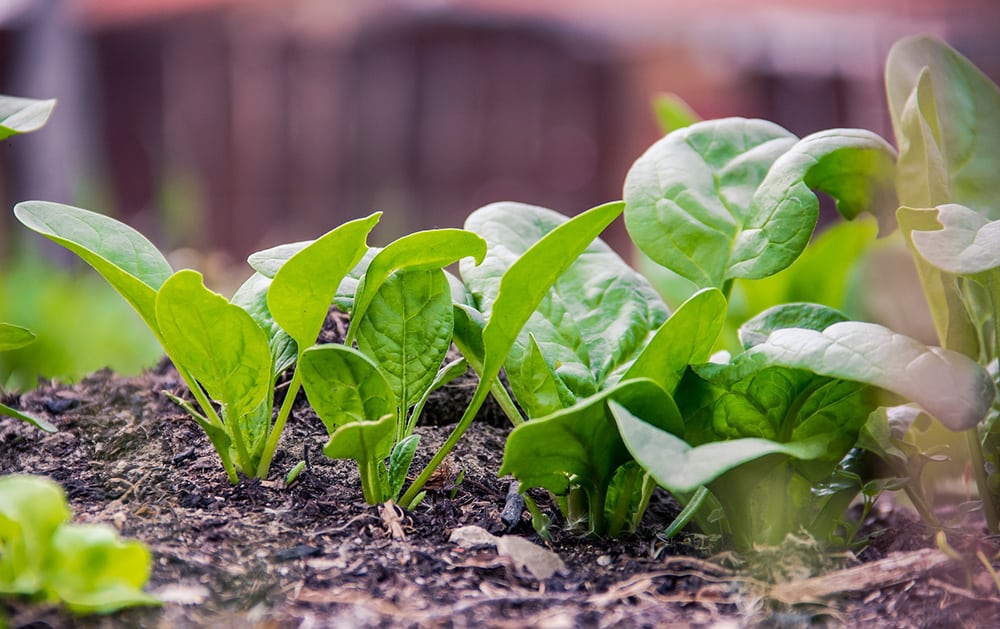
0,324 -> 55,432
13,202 -> 378,483
884,35 -> 1000,531
0,474 -> 157,614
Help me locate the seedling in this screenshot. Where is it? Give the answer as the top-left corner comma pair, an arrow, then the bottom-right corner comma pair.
0,323 -> 55,432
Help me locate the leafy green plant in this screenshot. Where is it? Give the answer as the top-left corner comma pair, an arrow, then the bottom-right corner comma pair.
0,323 -> 55,432
0,474 -> 157,614
13,201 -> 378,483
884,35 -> 1000,531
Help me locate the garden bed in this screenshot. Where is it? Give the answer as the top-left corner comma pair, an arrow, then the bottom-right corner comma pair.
2,359 -> 998,628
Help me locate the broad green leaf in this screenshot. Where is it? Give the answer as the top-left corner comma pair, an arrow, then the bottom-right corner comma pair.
347,229 -> 487,343
750,321 -> 995,431
911,204 -> 1000,275
625,120 -> 895,287
299,344 -> 396,433
500,378 -> 681,498
0,95 -> 56,140
268,213 -> 380,346
231,273 -> 297,377
0,401 -> 57,433
624,118 -> 797,287
727,129 -> 897,279
652,92 -> 700,134
46,524 -> 158,614
515,333 -> 577,417
0,475 -> 70,594
478,201 -> 626,393
356,269 -> 453,408
612,402 -> 829,493
156,270 -> 271,420
886,35 -> 1000,219
738,303 -> 850,349
898,206 -> 980,356
619,287 -> 726,393
0,323 -> 35,351
14,201 -> 173,332
462,201 -> 665,414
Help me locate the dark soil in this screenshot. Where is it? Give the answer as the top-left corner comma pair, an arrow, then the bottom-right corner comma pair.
2,322 -> 999,627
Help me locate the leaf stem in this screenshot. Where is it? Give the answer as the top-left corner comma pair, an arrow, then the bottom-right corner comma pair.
256,367 -> 303,479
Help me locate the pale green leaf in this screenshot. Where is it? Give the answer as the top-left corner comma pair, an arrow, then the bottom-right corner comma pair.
0,323 -> 35,351
0,95 -> 56,140
0,401 -> 57,433
14,201 -> 173,332
268,213 -> 380,347
231,273 -> 297,377
0,475 -> 70,595
738,303 -> 850,349
156,270 -> 271,420
911,204 -> 1000,275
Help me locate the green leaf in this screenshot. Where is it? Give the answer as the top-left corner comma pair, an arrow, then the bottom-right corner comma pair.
156,270 -> 271,421
356,269 -> 454,409
267,213 -> 380,347
624,118 -> 797,288
738,303 -> 850,349
46,524 -> 158,614
886,35 -> 1000,219
324,413 -> 396,504
898,206 -> 980,357
514,333 -> 577,417
0,323 -> 35,351
612,402 -> 829,493
248,240 -> 312,277
750,321 -> 995,431
500,379 -> 681,498
389,434 -> 421,500
14,201 -> 173,332
620,287 -> 727,393
346,228 -> 487,343
0,401 -> 57,433
0,475 -> 70,595
462,201 -> 665,415
728,129 -> 897,279
299,344 -> 396,434
0,95 -> 56,140
652,92 -> 701,134
910,204 -> 1000,275
231,273 -> 297,378
624,120 -> 896,287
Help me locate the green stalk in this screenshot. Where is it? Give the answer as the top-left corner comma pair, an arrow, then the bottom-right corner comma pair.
606,467 -> 638,538
255,368 -> 303,479
360,455 -> 384,505
967,427 -> 999,533
172,364 -> 239,483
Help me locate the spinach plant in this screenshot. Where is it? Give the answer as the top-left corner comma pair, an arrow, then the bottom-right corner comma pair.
0,324 -> 56,432
13,201 -> 379,482
0,474 -> 157,614
884,35 -> 1000,531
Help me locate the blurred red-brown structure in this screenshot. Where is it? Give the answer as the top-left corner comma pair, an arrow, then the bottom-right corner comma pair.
1,0 -> 998,261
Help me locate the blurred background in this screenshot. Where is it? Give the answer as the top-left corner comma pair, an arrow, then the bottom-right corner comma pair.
1,0 -> 999,387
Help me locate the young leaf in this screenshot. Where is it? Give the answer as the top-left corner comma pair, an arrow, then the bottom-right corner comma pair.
0,475 -> 70,595
462,201 -> 667,414
0,323 -> 36,351
624,118 -> 797,288
612,402 -> 829,493
738,303 -> 850,350
618,287 -> 727,393
0,95 -> 56,140
751,321 -> 995,431
388,434 -> 421,500
355,269 -> 454,410
268,213 -> 380,347
14,201 -> 173,332
247,240 -> 312,277
156,270 -> 271,422
324,413 -> 396,504
886,35 -> 1000,219
46,524 -> 159,614
346,228 -> 487,343
0,402 -> 57,433
910,204 -> 1000,275
624,120 -> 896,287
299,344 -> 396,434
651,92 -> 701,134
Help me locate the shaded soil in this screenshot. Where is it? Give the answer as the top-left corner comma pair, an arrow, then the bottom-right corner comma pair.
2,334 -> 999,626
